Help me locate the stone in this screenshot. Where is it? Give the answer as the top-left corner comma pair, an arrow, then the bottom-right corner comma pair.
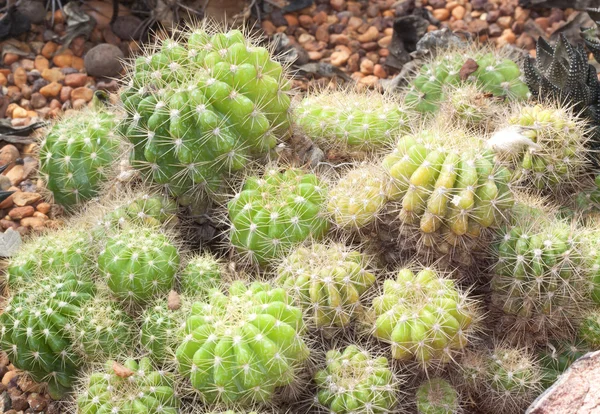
357,26 -> 379,43
30,92 -> 47,109
12,192 -> 41,207
72,56 -> 85,71
20,85 -> 31,100
84,44 -> 124,78
298,15 -> 312,28
11,107 -> 27,119
0,219 -> 17,230
52,52 -> 74,68
1,370 -> 17,385
13,68 -> 26,89
9,393 -> 28,411
307,51 -> 323,60
36,202 -> 51,214
72,98 -> 88,110
360,58 -> 374,74
64,73 -> 87,88
516,33 -> 535,50
6,164 -> 27,186
262,20 -> 276,35
33,211 -> 48,220
496,28 -> 516,47
331,0 -> 345,11
41,68 -> 64,83
452,5 -> 466,20
378,35 -> 392,48
373,64 -> 387,78
20,59 -> 34,71
8,206 -> 34,220
0,188 -> 15,209
330,45 -> 351,66
60,86 -> 73,102
20,217 -> 45,228
433,8 -> 450,21
41,42 -> 58,59
39,82 -> 62,98
315,24 -> 330,43
31,78 -> 49,94
34,56 -> 49,72
27,393 -> 47,412
71,87 -> 93,102
298,33 -> 316,44
3,54 -> 19,66
468,19 -> 489,35
0,73 -> 6,87
497,15 -> 513,29
96,79 -> 119,92
359,75 -> 379,87
1,147 -> 21,174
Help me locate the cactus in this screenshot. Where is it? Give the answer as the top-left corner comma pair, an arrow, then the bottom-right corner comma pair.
570,174 -> 600,217
175,280 -> 310,405
539,340 -> 588,388
381,129 -> 513,263
328,165 -> 387,231
415,378 -> 460,414
97,227 -> 180,303
228,168 -> 329,265
367,267 -> 478,368
490,103 -> 590,195
119,27 -> 291,202
76,357 -> 179,413
39,106 -> 120,207
294,89 -> 409,151
140,298 -> 187,365
438,84 -> 499,130
275,242 -> 376,329
0,271 -> 96,398
179,253 -> 223,297
405,47 -> 529,114
314,345 -> 398,414
579,310 -> 600,348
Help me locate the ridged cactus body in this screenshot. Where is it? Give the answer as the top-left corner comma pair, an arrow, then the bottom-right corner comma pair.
579,310 -> 600,347
179,253 -> 223,297
39,107 -> 119,207
76,357 -> 179,413
314,345 -> 398,414
539,340 -> 588,388
175,281 -> 309,405
97,227 -> 180,303
228,168 -> 329,265
368,267 -> 478,367
140,298 -> 187,364
276,243 -> 375,329
120,27 -> 291,201
415,378 -> 460,414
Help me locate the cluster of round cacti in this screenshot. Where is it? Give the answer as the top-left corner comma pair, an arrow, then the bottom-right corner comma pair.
15,24 -> 600,414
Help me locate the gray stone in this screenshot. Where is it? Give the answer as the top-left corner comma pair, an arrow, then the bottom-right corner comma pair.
84,44 -> 124,78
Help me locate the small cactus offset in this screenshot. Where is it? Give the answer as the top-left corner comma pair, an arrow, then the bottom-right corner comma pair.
275,242 -> 376,329
228,168 -> 329,265
140,297 -> 187,365
367,267 -> 479,368
119,26 -> 291,201
314,345 -> 398,414
39,106 -> 120,207
438,84 -> 499,130
179,253 -> 223,297
539,340 -> 588,388
328,165 -> 387,232
294,89 -> 409,151
175,280 -> 310,405
97,227 -> 180,303
578,310 -> 600,348
76,357 -> 179,413
415,378 -> 461,414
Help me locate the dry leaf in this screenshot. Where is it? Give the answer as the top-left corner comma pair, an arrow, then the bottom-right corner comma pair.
459,58 -> 479,81
167,290 -> 181,311
112,361 -> 134,378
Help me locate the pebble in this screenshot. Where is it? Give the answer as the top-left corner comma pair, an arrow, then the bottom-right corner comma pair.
20,217 -> 45,228
357,26 -> 379,42
13,68 -> 27,89
64,73 -> 88,88
12,192 -> 41,207
30,92 -> 47,109
452,5 -> 466,20
52,51 -> 74,68
71,87 -> 93,102
0,146 -> 19,168
34,55 -> 49,71
41,68 -> 64,82
433,8 -> 450,21
331,45 -> 351,66
39,82 -> 62,98
84,43 -> 124,78
360,58 -> 374,74
8,206 -> 34,220
36,202 -> 51,214
41,42 -> 58,59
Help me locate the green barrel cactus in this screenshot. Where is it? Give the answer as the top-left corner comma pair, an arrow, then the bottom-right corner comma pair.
440,83 -> 499,130
294,89 -> 409,151
140,298 -> 187,365
539,340 -> 588,388
314,345 -> 398,414
119,27 -> 291,201
0,271 -> 95,398
415,378 -> 460,414
275,243 -> 376,329
175,281 -> 310,405
328,165 -> 387,231
39,106 -> 120,207
579,310 -> 600,348
381,129 -> 513,262
97,227 -> 180,303
228,168 -> 329,265
368,267 -> 478,367
179,253 -> 223,297
76,357 -> 179,413
405,47 -> 529,114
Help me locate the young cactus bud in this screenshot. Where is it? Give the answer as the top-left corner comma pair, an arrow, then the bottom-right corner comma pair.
314,345 -> 399,414
328,165 -> 387,231
366,266 -> 479,369
97,227 -> 180,303
76,357 -> 179,413
579,310 -> 600,348
228,167 -> 329,265
179,253 -> 223,297
119,26 -> 291,202
140,297 -> 188,365
175,281 -> 310,405
415,378 -> 461,414
275,242 -> 376,330
39,106 -> 120,208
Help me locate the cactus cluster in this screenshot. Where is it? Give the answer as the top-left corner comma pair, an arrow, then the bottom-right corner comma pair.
39,106 -> 120,207
140,298 -> 187,365
276,243 -> 376,329
119,27 -> 291,202
179,253 -> 223,297
314,345 -> 398,414
175,281 -> 310,405
415,378 -> 460,414
368,267 -> 478,367
228,168 -> 329,265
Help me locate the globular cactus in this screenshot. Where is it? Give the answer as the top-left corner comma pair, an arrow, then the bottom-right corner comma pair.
415,378 -> 460,414
39,105 -> 120,207
381,129 -> 513,264
490,197 -> 588,339
0,271 -> 96,398
179,253 -> 223,297
490,103 -> 590,195
97,227 -> 180,303
313,345 -> 398,414
367,267 -> 479,368
76,357 -> 179,413
570,175 -> 600,217
70,295 -> 135,361
119,26 -> 291,202
405,47 -> 529,114
294,89 -> 409,152
328,165 -> 387,232
228,168 -> 329,265
539,340 -> 588,388
275,243 -> 376,330
175,280 -> 310,405
140,297 -> 187,365
579,310 -> 600,348
438,84 -> 499,130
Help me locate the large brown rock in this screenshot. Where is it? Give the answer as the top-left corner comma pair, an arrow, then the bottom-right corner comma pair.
526,350 -> 600,414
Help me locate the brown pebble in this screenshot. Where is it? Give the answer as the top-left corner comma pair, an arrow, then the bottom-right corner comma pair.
373,64 -> 387,78
9,206 -> 34,220
357,26 -> 379,43
3,53 -> 19,66
34,55 -> 49,71
2,370 -> 17,385
459,58 -> 479,81
10,392 -> 29,411
52,51 -> 74,68
27,393 -> 48,412
21,217 -> 46,228
41,68 -> 65,82
284,14 -> 300,27
16,226 -> 29,236
39,81 -> 62,98
13,192 -> 41,207
0,187 -> 18,209
315,24 -> 330,43
0,73 -> 7,86
360,58 -> 374,74
13,67 -> 27,89
330,0 -> 345,11
6,164 -> 27,186
359,75 -> 379,87
0,219 -> 18,230
30,92 -> 47,110
330,45 -> 351,66
433,8 -> 450,21
71,87 -> 93,102
261,20 -> 276,35
72,98 -> 88,110
60,86 -> 73,103
36,202 -> 51,214
0,145 -> 19,169
64,73 -> 88,88
11,107 -> 27,119
452,5 -> 466,19
41,42 -> 58,59
298,14 -> 312,28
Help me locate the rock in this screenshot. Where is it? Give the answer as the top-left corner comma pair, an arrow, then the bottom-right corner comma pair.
41,68 -> 64,83
9,393 -> 27,411
516,33 -> 535,50
13,68 -> 26,89
27,393 -> 47,412
60,86 -> 73,103
262,20 -> 276,35
6,164 -> 27,186
468,19 -> 489,35
64,73 -> 88,88
72,98 -> 88,110
357,26 -> 379,43
96,79 -> 119,92
526,350 -> 600,414
315,25 -> 330,43
12,192 -> 41,207
0,146 -> 19,170
36,202 -> 51,214
298,15 -> 312,28
452,5 -> 466,20
330,45 -> 351,66
31,79 -> 49,94
30,93 -> 47,110
331,0 -> 345,11
433,8 -> 450,21
102,27 -> 122,46
33,211 -> 48,220
3,54 -> 19,66
360,58 -> 374,74
2,371 -> 16,386
84,44 -> 124,78
0,73 -> 7,87
8,206 -> 34,220
359,75 -> 379,87
0,219 -> 18,230
71,87 -> 93,102
373,64 -> 387,78
39,82 -> 62,98
20,217 -> 46,228
10,107 -> 27,119
41,42 -> 58,59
